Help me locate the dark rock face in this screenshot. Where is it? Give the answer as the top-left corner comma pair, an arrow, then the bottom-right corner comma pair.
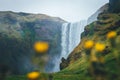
87,4 -> 109,24
109,0 -> 120,13
60,58 -> 69,70
0,11 -> 65,74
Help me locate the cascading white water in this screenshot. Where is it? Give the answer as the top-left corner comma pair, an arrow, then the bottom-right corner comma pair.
52,23 -> 69,72
61,23 -> 69,59
61,21 -> 87,59
53,20 -> 87,72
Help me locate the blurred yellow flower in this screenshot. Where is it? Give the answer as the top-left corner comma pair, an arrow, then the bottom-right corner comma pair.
95,43 -> 105,52
107,31 -> 117,39
27,72 -> 40,80
84,40 -> 94,49
34,41 -> 49,53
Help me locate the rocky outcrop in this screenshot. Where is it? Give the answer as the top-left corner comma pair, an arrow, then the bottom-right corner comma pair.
0,11 -> 65,74
60,58 -> 69,70
109,0 -> 120,13
87,3 -> 109,25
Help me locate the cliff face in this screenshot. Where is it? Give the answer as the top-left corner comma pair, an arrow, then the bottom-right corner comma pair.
0,11 -> 65,74
87,0 -> 120,25
87,4 -> 109,24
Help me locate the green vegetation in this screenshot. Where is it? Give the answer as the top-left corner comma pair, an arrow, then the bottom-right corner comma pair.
58,13 -> 120,80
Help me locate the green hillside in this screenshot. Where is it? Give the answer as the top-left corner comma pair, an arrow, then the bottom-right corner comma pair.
57,12 -> 120,80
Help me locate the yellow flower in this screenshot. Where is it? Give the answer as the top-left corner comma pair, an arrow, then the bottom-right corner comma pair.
95,43 -> 105,52
27,72 -> 40,80
84,40 -> 94,49
107,31 -> 117,39
34,41 -> 49,53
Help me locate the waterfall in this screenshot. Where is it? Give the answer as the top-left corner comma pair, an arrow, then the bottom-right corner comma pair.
61,21 -> 87,59
53,20 -> 87,72
47,4 -> 105,73
61,23 -> 69,59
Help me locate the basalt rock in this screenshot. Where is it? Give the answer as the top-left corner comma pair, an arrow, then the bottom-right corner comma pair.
109,0 -> 120,13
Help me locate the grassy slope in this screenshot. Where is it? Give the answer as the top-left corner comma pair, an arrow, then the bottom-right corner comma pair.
52,13 -> 120,80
